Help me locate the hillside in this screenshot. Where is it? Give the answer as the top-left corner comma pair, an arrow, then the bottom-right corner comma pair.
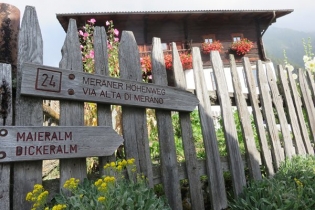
263,27 -> 315,68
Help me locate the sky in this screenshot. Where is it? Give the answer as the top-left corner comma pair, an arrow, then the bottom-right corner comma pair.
3,0 -> 315,67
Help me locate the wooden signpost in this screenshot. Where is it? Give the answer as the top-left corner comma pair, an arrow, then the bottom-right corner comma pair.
0,126 -> 123,162
20,63 -> 199,112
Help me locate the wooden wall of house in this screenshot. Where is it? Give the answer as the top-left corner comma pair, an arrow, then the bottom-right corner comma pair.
84,16 -> 266,66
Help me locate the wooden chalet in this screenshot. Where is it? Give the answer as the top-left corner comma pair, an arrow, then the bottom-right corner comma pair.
56,9 -> 292,67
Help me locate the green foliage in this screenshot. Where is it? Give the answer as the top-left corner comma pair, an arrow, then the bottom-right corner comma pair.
229,155 -> 315,210
27,159 -> 170,210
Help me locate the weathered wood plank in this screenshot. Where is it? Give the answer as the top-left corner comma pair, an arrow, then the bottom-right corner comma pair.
0,126 -> 123,162
242,58 -> 274,176
266,63 -> 295,158
257,60 -> 284,169
229,54 -> 261,180
58,19 -> 86,189
278,65 -> 306,155
93,26 -> 116,174
151,37 -> 182,210
13,6 -> 43,210
120,31 -> 153,187
288,69 -> 313,154
172,43 -> 204,210
192,47 -> 227,209
210,51 -> 246,197
0,63 -> 12,210
306,70 -> 315,107
21,63 -> 198,112
299,69 -> 315,144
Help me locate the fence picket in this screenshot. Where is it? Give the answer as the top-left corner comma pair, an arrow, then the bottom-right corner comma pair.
278,65 -> 306,154
257,60 -> 284,169
13,6 -> 43,210
210,51 -> 246,197
119,31 -> 153,186
0,63 -> 12,210
242,57 -> 275,176
192,47 -> 227,209
230,54 -> 261,180
172,43 -> 205,210
266,63 -> 295,158
288,69 -> 314,154
59,19 -> 86,189
151,37 -> 183,210
299,69 -> 315,143
93,26 -> 116,173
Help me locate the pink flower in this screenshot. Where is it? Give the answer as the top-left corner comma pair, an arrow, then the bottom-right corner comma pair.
114,29 -> 119,36
114,37 -> 119,42
88,18 -> 96,24
89,50 -> 94,59
79,30 -> 84,36
106,21 -> 110,26
80,45 -> 83,50
108,44 -> 112,49
83,32 -> 89,37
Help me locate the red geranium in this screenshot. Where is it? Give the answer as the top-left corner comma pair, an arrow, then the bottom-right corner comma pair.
201,40 -> 223,54
231,38 -> 253,56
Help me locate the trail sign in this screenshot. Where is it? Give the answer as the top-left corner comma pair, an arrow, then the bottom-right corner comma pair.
0,126 -> 123,162
20,63 -> 199,111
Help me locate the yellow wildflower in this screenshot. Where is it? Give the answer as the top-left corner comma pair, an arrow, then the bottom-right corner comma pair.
127,158 -> 135,165
110,162 -> 116,167
98,196 -> 106,202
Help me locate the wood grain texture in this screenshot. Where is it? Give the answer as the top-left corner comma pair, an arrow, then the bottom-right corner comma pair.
288,69 -> 314,154
172,43 -> 204,210
151,37 -> 183,210
119,31 -> 153,187
58,19 -> 86,189
21,63 -> 198,112
192,47 -> 227,209
257,60 -> 284,169
278,65 -> 306,155
14,6 -> 43,210
229,54 -> 261,180
266,63 -> 295,158
210,51 -> 246,197
299,69 -> 315,145
0,126 -> 123,162
0,63 -> 12,210
93,26 -> 116,174
242,57 -> 274,176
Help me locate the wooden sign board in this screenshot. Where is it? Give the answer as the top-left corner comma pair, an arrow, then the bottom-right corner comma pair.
0,126 -> 123,162
21,63 -> 199,111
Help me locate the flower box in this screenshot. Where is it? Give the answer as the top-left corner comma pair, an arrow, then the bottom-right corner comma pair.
201,40 -> 223,54
230,38 -> 253,56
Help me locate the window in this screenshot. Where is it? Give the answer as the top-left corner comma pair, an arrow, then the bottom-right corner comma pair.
231,33 -> 244,42
203,34 -> 216,43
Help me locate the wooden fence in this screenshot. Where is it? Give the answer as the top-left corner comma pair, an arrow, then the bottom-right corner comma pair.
1,6 -> 315,210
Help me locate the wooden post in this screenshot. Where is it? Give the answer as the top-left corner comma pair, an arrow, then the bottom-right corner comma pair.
0,63 -> 12,210
210,51 -> 246,197
242,57 -> 275,176
299,69 -> 315,143
266,63 -> 295,158
192,47 -> 227,209
58,19 -> 86,189
119,31 -> 153,186
172,43 -> 205,210
93,26 -> 116,173
230,54 -> 261,180
277,65 -> 306,155
151,37 -> 182,210
13,6 -> 43,209
287,69 -> 313,154
257,60 -> 284,169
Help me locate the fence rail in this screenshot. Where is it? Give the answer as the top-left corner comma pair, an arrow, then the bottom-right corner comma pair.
0,6 -> 315,210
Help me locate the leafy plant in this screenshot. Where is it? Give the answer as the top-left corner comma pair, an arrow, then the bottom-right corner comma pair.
229,155 -> 315,210
26,159 -> 171,210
